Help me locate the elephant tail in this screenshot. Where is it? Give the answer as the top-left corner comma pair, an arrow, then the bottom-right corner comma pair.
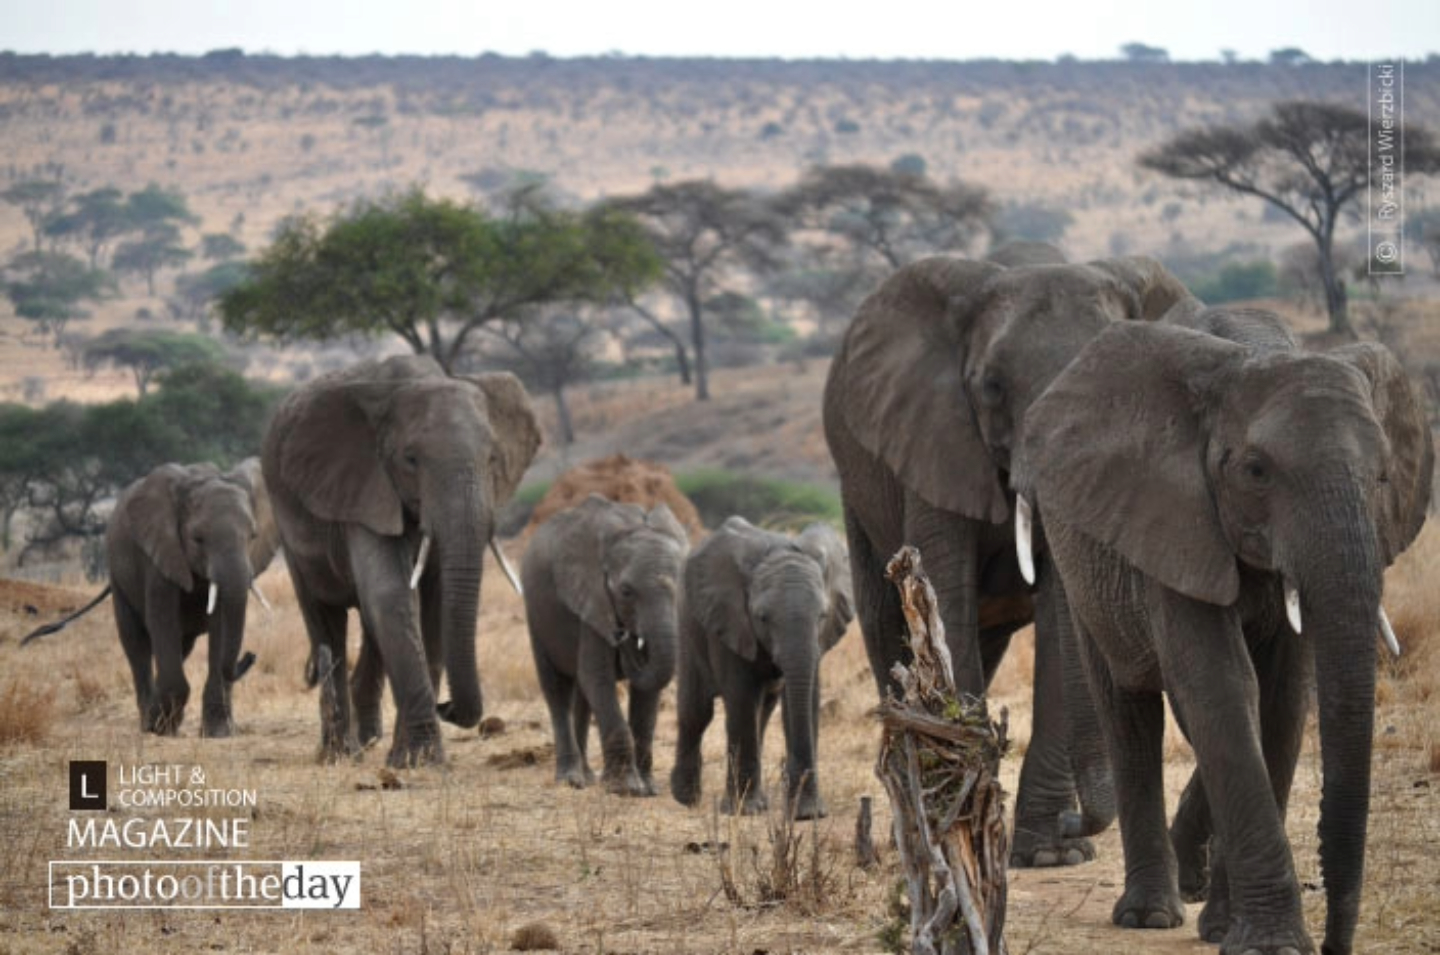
19,586 -> 113,646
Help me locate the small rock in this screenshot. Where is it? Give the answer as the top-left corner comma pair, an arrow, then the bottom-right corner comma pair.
478,715 -> 507,739
511,921 -> 559,951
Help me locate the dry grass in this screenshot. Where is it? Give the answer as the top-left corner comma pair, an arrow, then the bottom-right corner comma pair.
0,678 -> 54,744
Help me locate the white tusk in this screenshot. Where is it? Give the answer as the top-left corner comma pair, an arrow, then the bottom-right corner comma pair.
1379,607 -> 1401,657
207,582 -> 219,616
250,581 -> 272,613
490,538 -> 524,597
637,637 -> 646,651
410,534 -> 431,591
1284,584 -> 1302,635
1015,495 -> 1036,586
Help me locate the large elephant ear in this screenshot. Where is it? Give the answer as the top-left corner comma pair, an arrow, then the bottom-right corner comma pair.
276,381 -> 403,536
796,523 -> 854,651
686,516 -> 773,661
835,257 -> 1009,522
468,372 -> 542,508
1330,343 -> 1436,564
550,495 -> 639,638
1088,256 -> 1201,322
1018,322 -> 1246,606
121,464 -> 195,592
229,457 -> 281,575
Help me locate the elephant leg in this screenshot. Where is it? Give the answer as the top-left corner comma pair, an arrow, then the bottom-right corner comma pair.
351,626 -> 386,749
1194,626 -> 1312,945
978,624 -> 1015,685
1153,595 -> 1308,953
571,689 -> 597,785
113,589 -> 156,732
533,638 -> 587,788
576,629 -> 645,796
294,578 -> 358,761
845,505 -> 907,701
1171,768 -> 1213,904
903,494 -> 983,696
144,574 -> 189,735
720,677 -> 767,815
671,652 -> 714,807
628,685 -> 661,796
1080,631 -> 1183,930
348,529 -> 443,769
1013,563 -> 1113,867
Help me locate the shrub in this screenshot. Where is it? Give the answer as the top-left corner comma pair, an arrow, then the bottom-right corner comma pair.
1192,260 -> 1279,304
675,470 -> 841,530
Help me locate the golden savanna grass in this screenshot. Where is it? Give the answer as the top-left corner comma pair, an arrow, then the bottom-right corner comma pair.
1,517 -> 1437,953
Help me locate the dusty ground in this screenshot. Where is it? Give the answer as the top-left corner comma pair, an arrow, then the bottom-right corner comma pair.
1,522 -> 1437,955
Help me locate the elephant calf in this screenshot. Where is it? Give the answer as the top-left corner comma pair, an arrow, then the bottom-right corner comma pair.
522,494 -> 689,796
671,518 -> 853,820
25,459 -> 279,737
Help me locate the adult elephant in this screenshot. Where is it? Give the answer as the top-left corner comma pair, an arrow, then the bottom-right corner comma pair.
521,494 -> 689,795
263,354 -> 541,768
671,518 -> 853,820
823,247 -> 1194,865
23,459 -> 279,737
1017,314 -> 1433,955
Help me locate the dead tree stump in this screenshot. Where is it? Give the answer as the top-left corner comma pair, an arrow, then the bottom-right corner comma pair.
875,545 -> 1010,955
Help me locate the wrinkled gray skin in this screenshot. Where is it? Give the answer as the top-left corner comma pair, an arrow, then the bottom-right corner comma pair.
521,494 -> 689,795
823,243 -> 1192,865
1018,309 -> 1433,955
104,459 -> 279,737
263,355 -> 540,768
671,518 -> 853,820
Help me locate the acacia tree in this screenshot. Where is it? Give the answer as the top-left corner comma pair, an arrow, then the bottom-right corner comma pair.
2,250 -> 112,345
477,310 -> 604,446
220,187 -> 659,372
112,222 -> 193,295
0,180 -> 67,251
604,180 -> 788,401
1139,100 -> 1440,335
778,163 -> 994,272
81,328 -> 227,396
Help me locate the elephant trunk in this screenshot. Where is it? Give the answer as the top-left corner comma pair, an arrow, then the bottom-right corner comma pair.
622,601 -> 677,694
777,632 -> 823,817
1292,491 -> 1382,955
433,469 -> 486,729
211,552 -> 254,683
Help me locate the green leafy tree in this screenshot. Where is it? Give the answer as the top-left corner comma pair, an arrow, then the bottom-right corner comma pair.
199,232 -> 247,261
170,260 -> 250,326
604,181 -> 789,401
43,187 -> 129,268
220,187 -> 660,372
3,250 -> 112,345
112,222 -> 194,295
81,328 -> 228,396
0,404 -> 42,549
1139,100 -> 1440,335
143,361 -> 283,466
1,180 -> 67,251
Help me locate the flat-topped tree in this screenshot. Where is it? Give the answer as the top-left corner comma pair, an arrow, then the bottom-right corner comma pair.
1139,100 -> 1440,336
219,187 -> 659,373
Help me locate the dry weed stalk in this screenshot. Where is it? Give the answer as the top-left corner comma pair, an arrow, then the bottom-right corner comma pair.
876,546 -> 1010,955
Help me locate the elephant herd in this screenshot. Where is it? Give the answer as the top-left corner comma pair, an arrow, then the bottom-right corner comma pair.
22,242 -> 1433,955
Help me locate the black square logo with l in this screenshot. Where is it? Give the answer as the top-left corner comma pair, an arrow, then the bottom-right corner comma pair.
69,761 -> 106,810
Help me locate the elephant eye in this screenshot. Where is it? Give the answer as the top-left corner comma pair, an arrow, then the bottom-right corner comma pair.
402,451 -> 419,469
980,375 -> 1005,407
620,583 -> 636,600
1378,471 -> 1390,486
1243,460 -> 1268,483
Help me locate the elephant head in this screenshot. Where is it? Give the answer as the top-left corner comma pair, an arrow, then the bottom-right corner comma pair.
271,354 -> 541,728
549,494 -> 690,692
685,517 -> 855,816
1018,319 -> 1433,953
834,254 -> 1195,521
118,459 -> 279,733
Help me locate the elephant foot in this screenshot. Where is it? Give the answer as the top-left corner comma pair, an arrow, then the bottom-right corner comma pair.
721,788 -> 768,816
670,766 -> 702,807
788,792 -> 827,821
602,768 -> 653,797
146,702 -> 185,735
1217,917 -> 1312,955
356,714 -> 384,749
557,762 -> 593,790
1199,893 -> 1231,944
201,719 -> 236,739
1010,821 -> 1098,868
1112,883 -> 1185,930
317,734 -> 362,764
387,725 -> 445,769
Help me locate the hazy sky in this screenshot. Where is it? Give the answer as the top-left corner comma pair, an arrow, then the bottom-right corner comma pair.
4,0 -> 1437,61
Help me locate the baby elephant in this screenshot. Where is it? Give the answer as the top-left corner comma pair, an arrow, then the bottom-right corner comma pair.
522,494 -> 689,795
671,518 -> 853,820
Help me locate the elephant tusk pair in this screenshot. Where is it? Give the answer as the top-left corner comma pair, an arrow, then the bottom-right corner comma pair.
1015,495 -> 1037,586
1282,583 -> 1401,657
407,533 -> 524,598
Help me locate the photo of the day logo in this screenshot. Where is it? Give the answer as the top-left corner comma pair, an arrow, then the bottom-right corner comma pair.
69,761 -> 106,811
